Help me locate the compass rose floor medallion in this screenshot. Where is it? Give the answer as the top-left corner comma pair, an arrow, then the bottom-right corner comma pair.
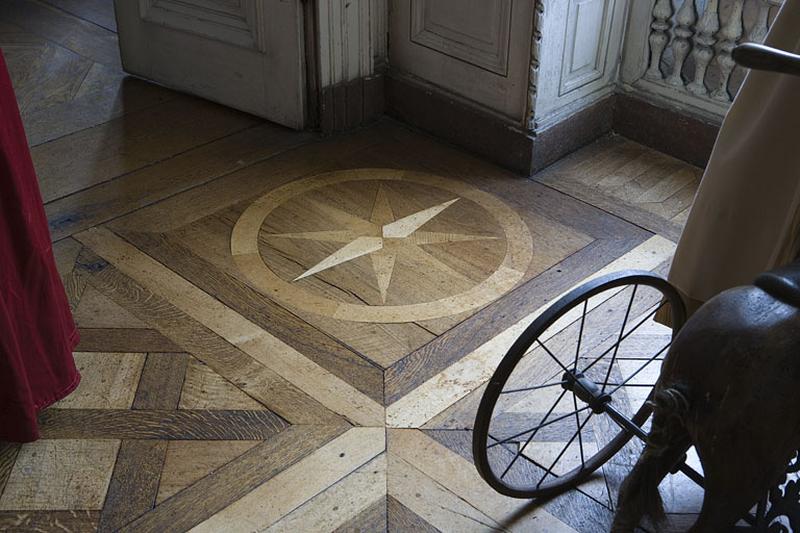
231,169 -> 534,324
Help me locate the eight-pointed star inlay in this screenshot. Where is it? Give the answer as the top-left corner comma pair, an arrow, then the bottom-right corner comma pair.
266,185 -> 498,303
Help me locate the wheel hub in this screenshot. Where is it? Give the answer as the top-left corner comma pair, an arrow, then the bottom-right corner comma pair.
562,371 -> 612,414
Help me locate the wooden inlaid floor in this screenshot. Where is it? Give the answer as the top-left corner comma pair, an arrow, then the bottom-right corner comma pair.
0,1 -> 705,531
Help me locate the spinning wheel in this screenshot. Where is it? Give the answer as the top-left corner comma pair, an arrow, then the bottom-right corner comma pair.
472,271 -> 689,499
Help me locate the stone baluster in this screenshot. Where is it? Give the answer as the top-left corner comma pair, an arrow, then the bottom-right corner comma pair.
687,0 -> 720,96
712,0 -> 745,101
748,0 -> 770,43
644,0 -> 673,81
667,0 -> 697,87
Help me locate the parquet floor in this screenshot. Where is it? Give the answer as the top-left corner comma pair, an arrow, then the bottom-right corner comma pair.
0,1 -> 705,531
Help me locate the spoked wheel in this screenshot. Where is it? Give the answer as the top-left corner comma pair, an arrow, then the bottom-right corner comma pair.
473,270 -> 686,500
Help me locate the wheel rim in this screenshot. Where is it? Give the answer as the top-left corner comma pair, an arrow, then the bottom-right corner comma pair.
473,270 -> 686,500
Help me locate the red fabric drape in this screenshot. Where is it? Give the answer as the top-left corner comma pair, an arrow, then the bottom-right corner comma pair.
0,49 -> 80,442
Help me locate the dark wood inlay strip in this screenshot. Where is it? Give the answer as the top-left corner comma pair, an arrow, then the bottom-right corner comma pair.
133,353 -> 189,410
38,409 -> 288,440
0,443 -> 20,495
98,440 -> 167,532
76,328 -> 184,353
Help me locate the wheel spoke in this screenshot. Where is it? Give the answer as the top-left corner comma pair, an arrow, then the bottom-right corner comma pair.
488,403 -> 592,449
536,338 -> 571,375
572,392 -> 585,469
536,411 -> 594,489
606,342 -> 671,397
580,300 -> 667,376
601,285 -> 637,393
499,380 -> 568,395
499,387 -> 568,479
574,299 -> 588,371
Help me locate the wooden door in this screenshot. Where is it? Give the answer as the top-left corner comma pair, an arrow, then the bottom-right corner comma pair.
389,0 -> 534,124
114,0 -> 307,129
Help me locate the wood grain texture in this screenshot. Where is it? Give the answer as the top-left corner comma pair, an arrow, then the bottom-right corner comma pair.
98,440 -> 167,532
51,237 -> 83,278
387,454 -> 500,532
192,427 -> 385,532
264,454 -> 387,533
53,352 -> 145,409
0,439 -> 120,510
133,353 -> 189,410
1,16 -> 175,147
40,0 -> 117,31
387,495 -> 439,533
0,0 -> 119,67
423,429 -> 613,531
38,409 -> 288,440
46,123 -> 312,240
178,358 -> 266,411
156,441 -> 260,504
104,126 -> 382,235
388,429 -> 573,531
75,248 -> 342,425
0,511 -> 100,532
120,425 -> 349,533
333,496 -> 388,533
0,444 -> 19,496
73,285 -> 148,329
75,328 -> 183,353
535,136 -> 701,241
33,97 -> 259,203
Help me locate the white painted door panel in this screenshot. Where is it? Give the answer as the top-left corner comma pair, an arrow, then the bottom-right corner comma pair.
534,0 -> 628,128
390,0 -> 533,123
115,0 -> 306,128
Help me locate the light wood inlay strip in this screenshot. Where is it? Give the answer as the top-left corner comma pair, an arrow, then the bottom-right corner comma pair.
191,427 -> 386,532
76,227 -> 385,426
387,454 -> 500,532
386,235 -> 677,427
389,429 -> 575,532
263,454 -> 386,532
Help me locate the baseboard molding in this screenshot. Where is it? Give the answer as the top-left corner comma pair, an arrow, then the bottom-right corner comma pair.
532,96 -> 615,172
384,76 -> 536,174
342,75 -> 718,174
319,74 -> 385,134
385,75 -> 617,176
613,93 -> 720,168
